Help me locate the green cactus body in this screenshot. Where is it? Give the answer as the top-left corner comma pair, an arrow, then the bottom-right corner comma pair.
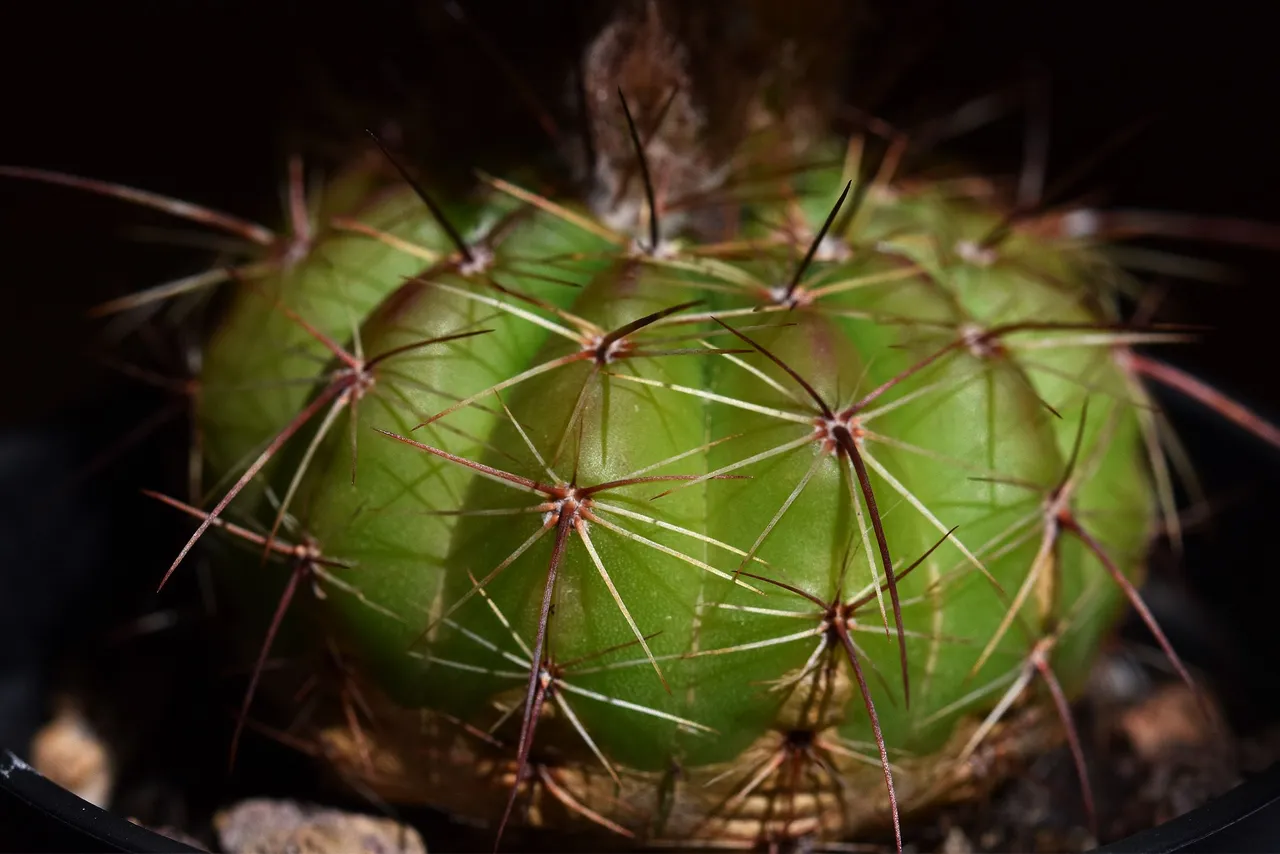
177,135 -> 1161,847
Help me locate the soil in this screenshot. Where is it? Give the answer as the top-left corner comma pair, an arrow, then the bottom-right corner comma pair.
902,681 -> 1252,854
28,636 -> 1273,854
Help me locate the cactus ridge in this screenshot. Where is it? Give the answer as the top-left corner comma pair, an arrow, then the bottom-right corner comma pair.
6,103 -> 1280,853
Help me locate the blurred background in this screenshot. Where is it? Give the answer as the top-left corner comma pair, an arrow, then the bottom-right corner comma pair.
1,0 -> 1279,848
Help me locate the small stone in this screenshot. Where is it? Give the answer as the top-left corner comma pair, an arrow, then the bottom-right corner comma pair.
1119,683 -> 1216,761
30,698 -> 113,809
215,798 -> 427,854
938,826 -> 973,854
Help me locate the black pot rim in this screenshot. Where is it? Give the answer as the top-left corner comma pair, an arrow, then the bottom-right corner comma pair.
1093,760 -> 1280,854
3,746 -> 1278,854
0,749 -> 202,853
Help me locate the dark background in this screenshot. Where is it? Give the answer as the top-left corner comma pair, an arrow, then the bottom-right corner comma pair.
1,0 -> 1278,845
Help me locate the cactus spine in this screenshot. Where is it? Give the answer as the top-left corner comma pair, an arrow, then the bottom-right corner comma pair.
7,5 -> 1277,849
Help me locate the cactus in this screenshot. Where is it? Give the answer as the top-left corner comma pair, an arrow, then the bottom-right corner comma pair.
6,6 -> 1280,852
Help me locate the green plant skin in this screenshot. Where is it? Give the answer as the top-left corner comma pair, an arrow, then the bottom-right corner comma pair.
198,172 -> 466,497
200,175 -> 621,697
193,142 -> 1154,843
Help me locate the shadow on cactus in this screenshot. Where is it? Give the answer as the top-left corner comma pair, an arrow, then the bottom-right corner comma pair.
6,53 -> 1280,854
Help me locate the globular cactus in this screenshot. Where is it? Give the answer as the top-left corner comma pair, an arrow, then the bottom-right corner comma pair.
7,6 -> 1279,851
